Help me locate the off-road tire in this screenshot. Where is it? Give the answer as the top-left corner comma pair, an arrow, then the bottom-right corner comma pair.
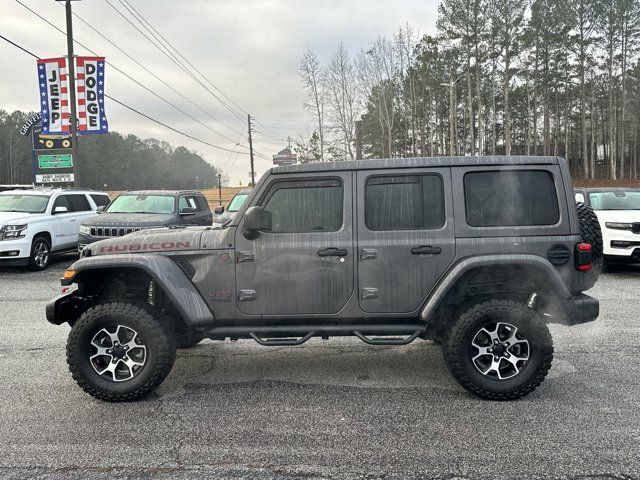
67,301 -> 176,402
27,235 -> 51,271
443,299 -> 553,400
576,202 -> 603,261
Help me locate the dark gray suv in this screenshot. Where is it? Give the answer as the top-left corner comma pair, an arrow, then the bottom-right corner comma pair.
48,156 -> 601,402
78,190 -> 212,250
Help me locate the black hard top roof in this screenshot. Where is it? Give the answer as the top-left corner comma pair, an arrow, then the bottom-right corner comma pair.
272,155 -> 562,174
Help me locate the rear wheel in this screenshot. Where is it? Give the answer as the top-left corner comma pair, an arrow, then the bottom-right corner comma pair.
66,302 -> 176,401
443,299 -> 553,400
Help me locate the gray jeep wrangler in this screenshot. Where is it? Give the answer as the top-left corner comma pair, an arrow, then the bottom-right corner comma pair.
47,156 -> 602,402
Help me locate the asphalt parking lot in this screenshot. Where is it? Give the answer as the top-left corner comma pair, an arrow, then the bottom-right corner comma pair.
0,255 -> 639,479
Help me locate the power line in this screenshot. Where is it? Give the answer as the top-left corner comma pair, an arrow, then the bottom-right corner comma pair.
69,7 -> 244,136
0,33 -> 248,156
17,0 -> 247,148
104,0 -> 247,124
121,0 -> 250,118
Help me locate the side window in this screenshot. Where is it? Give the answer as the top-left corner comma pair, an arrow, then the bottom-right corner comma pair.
66,194 -> 91,212
52,195 -> 70,212
90,194 -> 111,208
196,196 -> 210,212
178,196 -> 189,211
186,195 -> 200,210
365,174 -> 445,231
261,179 -> 343,233
464,170 -> 559,227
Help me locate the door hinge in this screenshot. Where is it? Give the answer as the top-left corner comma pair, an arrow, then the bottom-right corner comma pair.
361,287 -> 379,299
238,289 -> 256,302
236,251 -> 255,263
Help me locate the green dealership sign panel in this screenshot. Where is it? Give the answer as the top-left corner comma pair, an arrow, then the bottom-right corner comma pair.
38,154 -> 73,169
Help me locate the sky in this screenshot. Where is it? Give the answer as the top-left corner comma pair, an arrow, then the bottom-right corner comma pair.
1,0 -> 438,185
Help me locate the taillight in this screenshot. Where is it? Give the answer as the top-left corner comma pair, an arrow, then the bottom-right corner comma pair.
575,243 -> 593,271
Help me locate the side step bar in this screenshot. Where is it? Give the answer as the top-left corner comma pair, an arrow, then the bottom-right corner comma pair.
202,325 -> 427,347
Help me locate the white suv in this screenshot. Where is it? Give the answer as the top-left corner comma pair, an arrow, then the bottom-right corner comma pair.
0,189 -> 110,270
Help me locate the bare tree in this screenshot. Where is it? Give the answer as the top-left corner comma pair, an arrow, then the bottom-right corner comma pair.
299,50 -> 326,161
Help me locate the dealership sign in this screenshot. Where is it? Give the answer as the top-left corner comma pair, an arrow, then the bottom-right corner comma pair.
35,173 -> 75,183
38,154 -> 73,169
37,56 -> 108,135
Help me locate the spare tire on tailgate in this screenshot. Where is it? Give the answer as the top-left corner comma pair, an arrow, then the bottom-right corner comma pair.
576,202 -> 603,261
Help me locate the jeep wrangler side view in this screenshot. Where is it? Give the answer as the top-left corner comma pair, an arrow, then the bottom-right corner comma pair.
46,156 -> 602,402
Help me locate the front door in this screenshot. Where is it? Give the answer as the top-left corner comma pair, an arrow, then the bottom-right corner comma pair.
234,172 -> 354,316
356,168 -> 456,313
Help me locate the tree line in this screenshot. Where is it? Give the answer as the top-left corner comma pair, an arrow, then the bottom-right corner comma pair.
297,0 -> 640,180
0,109 -> 222,190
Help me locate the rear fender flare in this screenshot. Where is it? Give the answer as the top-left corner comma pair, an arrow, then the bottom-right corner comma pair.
420,254 -> 571,322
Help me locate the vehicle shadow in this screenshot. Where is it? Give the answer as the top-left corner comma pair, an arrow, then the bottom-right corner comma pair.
0,252 -> 78,276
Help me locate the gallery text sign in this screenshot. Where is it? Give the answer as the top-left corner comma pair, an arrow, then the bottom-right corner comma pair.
38,154 -> 73,169
35,173 -> 75,183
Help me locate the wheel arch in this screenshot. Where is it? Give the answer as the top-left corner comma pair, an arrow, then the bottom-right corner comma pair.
422,255 -> 572,333
58,254 -> 213,328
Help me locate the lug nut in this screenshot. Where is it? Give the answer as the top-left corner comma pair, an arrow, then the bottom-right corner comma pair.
488,348 -> 493,353
494,356 -> 499,361
493,339 -> 499,344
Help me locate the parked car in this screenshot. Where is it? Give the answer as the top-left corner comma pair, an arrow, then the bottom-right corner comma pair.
78,190 -> 212,251
48,156 -> 601,402
212,189 -> 251,225
575,187 -> 640,264
0,188 -> 110,270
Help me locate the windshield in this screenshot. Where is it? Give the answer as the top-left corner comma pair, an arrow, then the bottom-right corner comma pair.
106,194 -> 175,214
589,191 -> 640,211
227,193 -> 249,212
0,194 -> 49,213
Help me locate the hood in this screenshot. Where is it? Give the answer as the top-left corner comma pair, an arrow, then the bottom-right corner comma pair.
87,226 -> 208,256
82,213 -> 177,227
594,210 -> 640,223
0,211 -> 43,226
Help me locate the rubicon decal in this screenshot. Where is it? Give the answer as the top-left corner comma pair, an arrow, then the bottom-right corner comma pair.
99,241 -> 191,253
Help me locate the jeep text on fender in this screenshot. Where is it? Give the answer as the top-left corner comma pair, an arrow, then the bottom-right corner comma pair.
46,156 -> 601,402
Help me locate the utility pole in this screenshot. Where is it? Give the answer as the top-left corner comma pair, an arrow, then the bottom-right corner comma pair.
247,114 -> 255,187
355,120 -> 363,160
217,172 -> 222,206
59,0 -> 81,187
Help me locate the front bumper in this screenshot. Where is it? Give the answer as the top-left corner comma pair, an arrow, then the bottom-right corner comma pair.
0,237 -> 32,265
602,227 -> 640,256
561,293 -> 599,326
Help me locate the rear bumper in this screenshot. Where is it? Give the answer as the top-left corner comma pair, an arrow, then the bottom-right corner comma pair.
561,293 -> 599,326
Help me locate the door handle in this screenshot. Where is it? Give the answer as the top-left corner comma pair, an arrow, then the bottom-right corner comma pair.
411,245 -> 442,255
318,247 -> 348,257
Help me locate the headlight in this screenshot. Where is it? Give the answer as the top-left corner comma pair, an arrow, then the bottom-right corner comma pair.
1,224 -> 28,240
605,222 -> 633,230
80,225 -> 91,235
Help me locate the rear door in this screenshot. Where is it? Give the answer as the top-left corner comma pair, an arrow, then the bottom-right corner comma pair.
356,168 -> 455,313
234,172 -> 354,316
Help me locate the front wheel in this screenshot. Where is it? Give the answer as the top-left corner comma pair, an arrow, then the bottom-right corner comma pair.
443,299 -> 553,400
28,236 -> 51,271
66,302 -> 176,401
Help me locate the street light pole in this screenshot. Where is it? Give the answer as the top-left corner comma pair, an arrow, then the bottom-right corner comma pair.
61,0 -> 81,187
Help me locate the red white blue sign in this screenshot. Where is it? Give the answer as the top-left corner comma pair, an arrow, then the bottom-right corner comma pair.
37,56 -> 108,135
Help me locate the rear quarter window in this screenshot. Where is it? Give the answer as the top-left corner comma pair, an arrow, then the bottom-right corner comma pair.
464,170 -> 559,227
90,194 -> 111,208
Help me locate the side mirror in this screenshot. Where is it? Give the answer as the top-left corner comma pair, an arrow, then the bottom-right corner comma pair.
53,206 -> 68,214
180,207 -> 197,215
214,205 -> 224,215
243,206 -> 272,239
96,206 -> 106,214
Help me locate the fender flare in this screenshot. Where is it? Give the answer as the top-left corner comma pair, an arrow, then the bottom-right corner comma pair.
420,254 -> 571,322
62,254 -> 214,325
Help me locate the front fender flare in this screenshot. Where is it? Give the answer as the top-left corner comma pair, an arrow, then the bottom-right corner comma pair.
63,254 -> 214,325
420,254 -> 571,322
